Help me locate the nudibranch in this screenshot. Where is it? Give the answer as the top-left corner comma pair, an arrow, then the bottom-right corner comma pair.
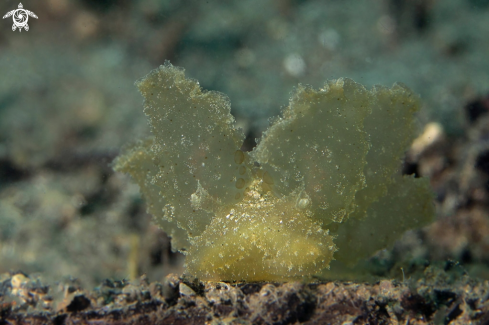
114,62 -> 434,281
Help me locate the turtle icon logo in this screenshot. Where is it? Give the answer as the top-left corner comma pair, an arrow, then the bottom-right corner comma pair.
3,3 -> 38,32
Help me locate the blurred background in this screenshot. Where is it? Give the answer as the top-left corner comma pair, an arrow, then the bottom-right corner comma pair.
1,0 -> 489,288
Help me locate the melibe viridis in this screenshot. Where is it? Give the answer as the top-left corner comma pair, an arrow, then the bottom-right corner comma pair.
114,61 -> 434,282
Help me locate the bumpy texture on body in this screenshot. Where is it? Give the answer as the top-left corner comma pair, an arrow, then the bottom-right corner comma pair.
114,62 -> 434,281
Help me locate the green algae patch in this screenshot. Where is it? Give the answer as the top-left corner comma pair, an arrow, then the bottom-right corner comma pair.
114,62 -> 434,282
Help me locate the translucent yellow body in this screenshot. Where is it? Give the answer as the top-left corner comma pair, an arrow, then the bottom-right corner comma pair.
114,62 -> 434,282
